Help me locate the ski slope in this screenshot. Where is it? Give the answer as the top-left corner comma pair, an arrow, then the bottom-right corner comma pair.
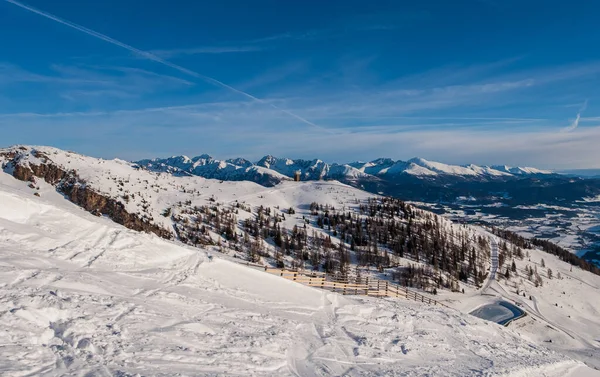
1,168 -> 597,376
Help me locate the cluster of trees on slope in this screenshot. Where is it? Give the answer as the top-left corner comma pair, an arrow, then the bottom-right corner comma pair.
166,193 -> 598,296
168,196 -> 495,292
311,198 -> 492,290
490,227 -> 600,275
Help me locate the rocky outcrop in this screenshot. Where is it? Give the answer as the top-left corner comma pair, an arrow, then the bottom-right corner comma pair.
6,153 -> 172,240
61,178 -> 172,239
14,160 -> 67,184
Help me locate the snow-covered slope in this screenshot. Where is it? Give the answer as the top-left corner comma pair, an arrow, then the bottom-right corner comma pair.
491,165 -> 554,175
348,158 -> 396,175
0,172 -> 596,376
404,157 -> 512,177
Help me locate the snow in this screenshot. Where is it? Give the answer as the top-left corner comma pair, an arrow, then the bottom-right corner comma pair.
254,155 -> 371,181
581,195 -> 600,203
444,224 -> 600,372
138,153 -> 291,183
409,157 -> 480,176
491,165 -> 554,175
1,165 -> 599,375
357,157 -> 549,178
380,161 -> 437,176
137,151 -> 553,183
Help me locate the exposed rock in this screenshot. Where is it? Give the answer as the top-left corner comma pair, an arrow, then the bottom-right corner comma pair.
6,153 -> 171,240
60,178 -> 172,239
14,162 -> 65,184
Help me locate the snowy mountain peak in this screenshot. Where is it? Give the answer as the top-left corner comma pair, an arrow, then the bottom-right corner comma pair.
407,157 -> 429,165
491,165 -> 554,175
169,155 -> 192,163
135,151 -> 556,186
256,154 -> 278,168
191,153 -> 213,162
371,157 -> 395,165
226,157 -> 253,167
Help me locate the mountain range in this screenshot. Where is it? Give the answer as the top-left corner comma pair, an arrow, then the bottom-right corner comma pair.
136,154 -> 554,186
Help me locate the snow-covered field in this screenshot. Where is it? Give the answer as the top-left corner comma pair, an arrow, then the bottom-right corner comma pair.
2,162 -> 599,375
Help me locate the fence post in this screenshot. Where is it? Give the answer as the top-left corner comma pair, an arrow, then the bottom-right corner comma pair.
385,281 -> 388,297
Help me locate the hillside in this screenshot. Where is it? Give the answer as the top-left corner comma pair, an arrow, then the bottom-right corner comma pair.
2,145 -> 600,374
1,159 -> 598,376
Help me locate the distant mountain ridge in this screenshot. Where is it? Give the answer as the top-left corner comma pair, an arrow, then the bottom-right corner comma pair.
136,153 -> 554,186
136,154 -> 289,186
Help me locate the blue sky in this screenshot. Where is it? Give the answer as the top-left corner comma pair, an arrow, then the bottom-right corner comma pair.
1,0 -> 600,168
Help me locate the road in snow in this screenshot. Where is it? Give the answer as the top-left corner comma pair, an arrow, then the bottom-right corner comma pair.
482,237 -> 499,294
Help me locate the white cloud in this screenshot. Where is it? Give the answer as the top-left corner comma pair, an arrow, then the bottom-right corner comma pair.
561,100 -> 588,133
2,98 -> 599,169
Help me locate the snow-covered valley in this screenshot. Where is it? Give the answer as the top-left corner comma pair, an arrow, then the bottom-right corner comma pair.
1,146 -> 600,376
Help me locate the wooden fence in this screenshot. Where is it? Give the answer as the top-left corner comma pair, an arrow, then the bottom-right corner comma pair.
264,267 -> 447,307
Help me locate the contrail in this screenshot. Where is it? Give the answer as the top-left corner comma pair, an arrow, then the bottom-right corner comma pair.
562,99 -> 588,133
4,0 -> 330,133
